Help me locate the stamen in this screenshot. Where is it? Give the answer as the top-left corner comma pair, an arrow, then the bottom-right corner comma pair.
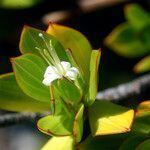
37,33 -> 66,76
35,47 -> 52,66
49,41 -> 65,74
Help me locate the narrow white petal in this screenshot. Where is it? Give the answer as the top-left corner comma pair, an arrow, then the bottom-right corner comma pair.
44,66 -> 57,78
61,61 -> 71,72
66,67 -> 78,80
42,74 -> 61,86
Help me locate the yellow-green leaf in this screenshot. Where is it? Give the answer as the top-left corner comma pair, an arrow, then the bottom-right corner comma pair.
105,23 -> 149,58
0,0 -> 41,9
0,73 -> 50,112
86,49 -> 101,106
37,114 -> 73,136
137,100 -> 150,112
11,53 -> 51,102
73,104 -> 84,143
124,4 -> 150,30
19,25 -> 69,62
89,101 -> 134,136
46,23 -> 92,82
54,78 -> 82,106
134,55 -> 150,73
41,136 -> 74,150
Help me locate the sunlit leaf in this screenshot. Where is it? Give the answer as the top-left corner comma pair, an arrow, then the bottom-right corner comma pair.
73,104 -> 84,143
0,73 -> 50,112
19,25 -> 69,62
41,136 -> 74,150
86,49 -> 101,106
124,4 -> 150,30
137,100 -> 150,112
37,113 -> 74,136
105,23 -> 149,58
134,55 -> 150,73
11,53 -> 51,102
46,23 -> 92,82
54,78 -> 82,106
89,101 -> 134,136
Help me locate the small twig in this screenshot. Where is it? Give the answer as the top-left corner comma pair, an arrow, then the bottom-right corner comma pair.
0,74 -> 149,127
97,73 -> 150,101
0,112 -> 50,127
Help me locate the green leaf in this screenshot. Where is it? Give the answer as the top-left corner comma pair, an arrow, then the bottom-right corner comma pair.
37,113 -> 74,136
41,136 -> 74,150
134,55 -> 150,73
54,78 -> 82,106
19,25 -> 69,62
132,105 -> 150,135
124,4 -> 150,30
0,0 -> 41,9
0,73 -> 50,112
79,134 -> 129,150
11,53 -> 51,102
119,135 -> 148,150
105,23 -> 149,58
137,100 -> 150,111
73,104 -> 84,143
89,101 -> 134,136
136,139 -> 150,150
46,23 -> 92,82
86,49 -> 101,106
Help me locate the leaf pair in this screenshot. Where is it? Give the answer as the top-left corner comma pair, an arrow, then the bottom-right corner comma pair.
38,104 -> 84,147
105,4 -> 150,58
105,4 -> 150,73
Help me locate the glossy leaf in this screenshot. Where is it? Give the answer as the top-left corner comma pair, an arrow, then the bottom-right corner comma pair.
11,54 -> 51,102
89,101 -> 134,136
105,23 -> 149,58
19,25 -> 69,62
80,134 -> 129,150
73,104 -> 84,143
46,23 -> 92,82
54,78 -> 82,106
0,73 -> 50,112
119,135 -> 147,150
41,136 -> 74,150
134,55 -> 150,73
37,114 -> 74,136
136,139 -> 150,150
86,49 -> 101,106
124,4 -> 150,30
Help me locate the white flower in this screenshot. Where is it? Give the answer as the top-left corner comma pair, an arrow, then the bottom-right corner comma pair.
42,61 -> 78,86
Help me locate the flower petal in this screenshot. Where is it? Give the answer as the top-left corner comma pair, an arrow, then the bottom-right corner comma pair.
43,74 -> 60,86
66,67 -> 78,80
61,61 -> 71,72
44,66 -> 57,78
